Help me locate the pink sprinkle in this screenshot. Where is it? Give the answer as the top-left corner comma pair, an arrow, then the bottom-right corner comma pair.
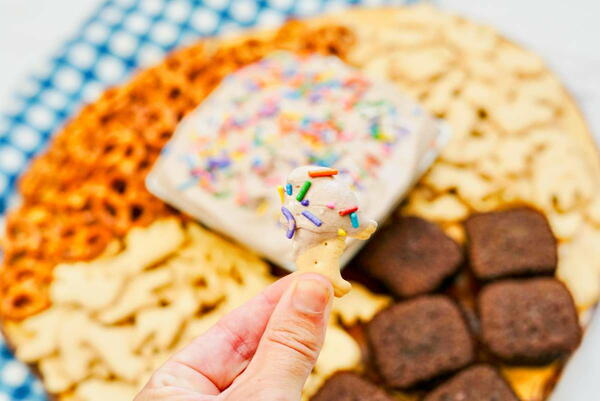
265,176 -> 281,186
327,203 -> 335,209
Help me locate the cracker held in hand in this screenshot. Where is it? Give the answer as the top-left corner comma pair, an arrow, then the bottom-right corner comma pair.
280,166 -> 377,296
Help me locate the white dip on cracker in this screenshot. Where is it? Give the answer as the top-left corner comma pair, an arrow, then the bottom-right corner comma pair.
281,165 -> 377,296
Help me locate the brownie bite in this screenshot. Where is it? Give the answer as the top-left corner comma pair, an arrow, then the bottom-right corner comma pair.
478,278 -> 581,364
367,295 -> 475,389
358,216 -> 463,297
310,372 -> 393,401
423,364 -> 520,401
465,207 -> 557,280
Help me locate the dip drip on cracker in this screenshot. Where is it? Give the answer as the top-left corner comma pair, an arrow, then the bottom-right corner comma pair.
281,166 -> 377,296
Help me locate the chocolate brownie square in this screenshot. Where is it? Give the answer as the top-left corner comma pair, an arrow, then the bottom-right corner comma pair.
478,278 -> 581,364
423,364 -> 520,401
465,207 -> 557,280
367,295 -> 475,389
310,372 -> 393,401
358,216 -> 463,297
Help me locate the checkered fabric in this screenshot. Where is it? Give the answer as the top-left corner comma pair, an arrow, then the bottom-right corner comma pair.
0,0 -> 418,399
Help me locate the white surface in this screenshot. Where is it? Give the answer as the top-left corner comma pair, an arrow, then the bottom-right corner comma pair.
551,307 -> 600,401
0,0 -> 99,111
0,1 -> 599,400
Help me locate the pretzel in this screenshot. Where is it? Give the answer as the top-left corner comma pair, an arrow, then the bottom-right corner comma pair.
57,221 -> 112,261
98,131 -> 147,174
89,180 -> 156,236
303,25 -> 356,57
0,259 -> 52,288
1,278 -> 50,321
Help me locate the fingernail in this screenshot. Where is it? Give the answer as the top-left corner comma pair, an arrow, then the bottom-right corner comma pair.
292,276 -> 331,314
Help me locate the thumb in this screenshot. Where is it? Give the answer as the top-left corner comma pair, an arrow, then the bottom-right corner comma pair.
235,273 -> 333,399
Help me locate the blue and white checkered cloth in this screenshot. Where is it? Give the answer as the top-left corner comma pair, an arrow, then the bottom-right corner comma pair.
0,0 -> 417,399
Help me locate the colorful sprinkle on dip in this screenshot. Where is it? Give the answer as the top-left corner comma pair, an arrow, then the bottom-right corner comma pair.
148,51 -> 446,269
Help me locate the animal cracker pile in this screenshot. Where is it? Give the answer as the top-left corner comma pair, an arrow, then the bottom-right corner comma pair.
4,219 -> 390,401
335,6 -> 600,309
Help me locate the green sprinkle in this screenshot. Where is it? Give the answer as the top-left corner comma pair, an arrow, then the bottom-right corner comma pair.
370,122 -> 381,140
214,191 -> 231,199
296,181 -> 312,202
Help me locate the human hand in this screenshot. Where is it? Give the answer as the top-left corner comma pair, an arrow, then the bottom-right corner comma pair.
134,273 -> 333,401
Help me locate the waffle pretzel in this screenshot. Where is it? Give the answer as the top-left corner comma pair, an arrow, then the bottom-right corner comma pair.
1,278 -> 50,321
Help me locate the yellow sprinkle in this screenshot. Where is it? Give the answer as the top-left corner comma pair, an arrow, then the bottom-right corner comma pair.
277,185 -> 285,203
338,228 -> 347,237
256,200 -> 269,216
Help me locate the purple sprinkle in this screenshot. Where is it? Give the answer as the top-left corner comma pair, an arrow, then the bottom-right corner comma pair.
302,210 -> 322,227
259,100 -> 278,117
281,207 -> 296,239
396,126 -> 410,136
207,157 -> 231,170
301,199 -> 310,206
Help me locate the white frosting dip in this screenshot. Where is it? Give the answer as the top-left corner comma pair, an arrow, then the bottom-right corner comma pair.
147,51 -> 449,270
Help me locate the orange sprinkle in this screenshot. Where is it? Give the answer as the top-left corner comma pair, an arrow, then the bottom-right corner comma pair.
308,169 -> 339,178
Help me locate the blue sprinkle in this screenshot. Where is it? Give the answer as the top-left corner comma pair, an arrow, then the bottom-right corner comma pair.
286,183 -> 293,195
183,154 -> 195,167
177,178 -> 198,191
301,199 -> 309,206
350,212 -> 359,228
302,210 -> 322,227
285,90 -> 301,99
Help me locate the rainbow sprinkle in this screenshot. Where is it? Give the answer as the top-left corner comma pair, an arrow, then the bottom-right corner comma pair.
350,212 -> 360,228
302,210 -> 322,227
172,52 -> 411,214
277,185 -> 285,203
327,203 -> 336,209
296,181 -> 311,202
281,207 -> 296,239
309,168 -> 338,178
338,228 -> 347,236
301,199 -> 310,206
339,206 -> 358,216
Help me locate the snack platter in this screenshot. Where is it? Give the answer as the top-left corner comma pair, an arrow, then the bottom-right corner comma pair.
1,1 -> 600,401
